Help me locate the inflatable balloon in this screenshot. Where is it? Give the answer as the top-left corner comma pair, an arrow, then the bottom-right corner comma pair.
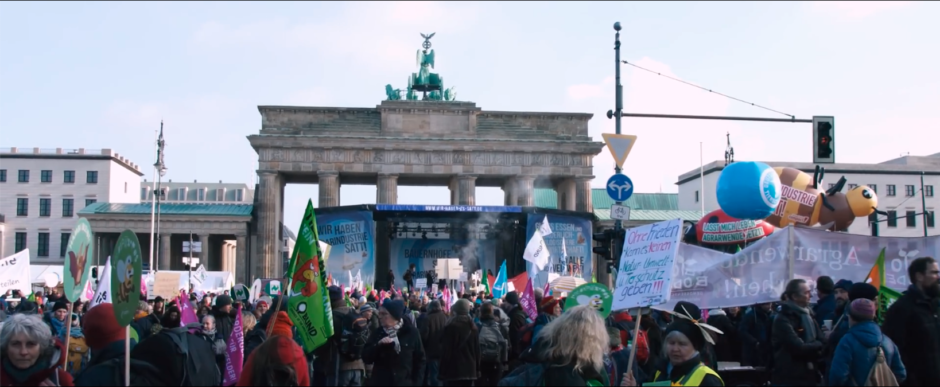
764,167 -> 824,228
716,161 -> 782,220
818,184 -> 878,231
693,208 -> 775,245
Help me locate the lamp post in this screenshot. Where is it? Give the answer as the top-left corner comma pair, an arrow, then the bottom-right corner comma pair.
154,122 -> 167,271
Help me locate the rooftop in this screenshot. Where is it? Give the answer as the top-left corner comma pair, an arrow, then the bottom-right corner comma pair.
0,147 -> 144,176
533,189 -> 697,221
79,203 -> 253,217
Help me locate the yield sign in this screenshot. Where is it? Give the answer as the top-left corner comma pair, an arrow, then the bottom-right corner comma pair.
602,133 -> 638,169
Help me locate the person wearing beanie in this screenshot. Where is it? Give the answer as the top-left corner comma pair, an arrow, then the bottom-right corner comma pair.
152,296 -> 166,319
438,298 -> 479,385
42,300 -> 70,338
528,296 -> 561,350
238,333 -> 310,387
833,279 -> 854,318
772,279 -> 826,386
416,299 -> 447,386
828,282 -> 880,355
210,294 -> 236,349
813,275 -> 837,327
828,298 -> 906,386
363,299 -> 425,386
503,291 -> 529,363
73,304 -> 130,386
313,285 -> 364,387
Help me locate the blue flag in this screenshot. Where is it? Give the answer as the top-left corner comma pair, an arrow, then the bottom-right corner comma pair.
493,261 -> 508,299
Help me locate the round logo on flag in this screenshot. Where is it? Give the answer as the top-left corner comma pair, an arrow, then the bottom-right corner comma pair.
760,167 -> 782,208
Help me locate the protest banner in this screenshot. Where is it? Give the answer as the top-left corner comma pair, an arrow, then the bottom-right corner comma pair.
0,250 -> 31,295
223,304 -> 245,385
520,279 -> 538,321
285,200 -> 334,352
612,219 -> 683,311
64,218 -> 94,302
111,230 -> 142,327
154,272 -> 182,299
90,258 -> 112,309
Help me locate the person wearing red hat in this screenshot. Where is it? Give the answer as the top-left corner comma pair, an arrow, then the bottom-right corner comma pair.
71,304 -> 128,386
238,311 -> 309,386
529,296 -> 561,349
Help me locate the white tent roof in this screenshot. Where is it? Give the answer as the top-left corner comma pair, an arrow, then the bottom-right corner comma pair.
30,265 -> 63,287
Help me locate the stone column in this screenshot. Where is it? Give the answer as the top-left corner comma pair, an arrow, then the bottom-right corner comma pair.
449,177 -> 459,205
502,178 -> 518,206
235,235 -> 247,284
575,176 -> 595,213
515,175 -> 536,206
557,179 -> 577,211
318,171 -> 340,207
456,175 -> 477,206
376,174 -> 399,204
159,234 -> 172,271
257,171 -> 281,279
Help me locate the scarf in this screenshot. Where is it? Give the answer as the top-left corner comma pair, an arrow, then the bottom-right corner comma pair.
786,301 -> 817,343
383,321 -> 403,354
2,356 -> 51,384
48,315 -> 65,336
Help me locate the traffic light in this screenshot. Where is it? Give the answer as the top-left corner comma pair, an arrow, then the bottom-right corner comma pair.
813,116 -> 835,164
593,230 -> 613,261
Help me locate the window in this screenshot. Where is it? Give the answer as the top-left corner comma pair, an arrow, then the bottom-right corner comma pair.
928,185 -> 935,197
197,188 -> 206,201
906,211 -> 917,228
217,189 -> 225,202
15,233 -> 27,253
85,198 -> 97,207
887,184 -> 896,196
37,233 -> 49,257
18,170 -> 29,183
869,184 -> 877,194
929,211 -> 936,228
848,184 -> 858,190
62,198 -> 74,217
177,188 -> 186,201
60,233 -> 71,257
141,187 -> 148,200
906,185 -> 915,197
235,189 -> 244,202
41,170 -> 52,183
39,198 -> 51,217
64,170 -> 75,183
0,169 -> 6,182
695,190 -> 700,203
86,171 -> 98,184
887,210 -> 898,228
16,198 -> 28,216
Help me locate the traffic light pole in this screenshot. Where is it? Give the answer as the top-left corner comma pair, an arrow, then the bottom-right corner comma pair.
613,22 -> 624,232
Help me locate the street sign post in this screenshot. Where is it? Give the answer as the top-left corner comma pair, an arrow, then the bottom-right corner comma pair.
602,133 -> 638,170
610,204 -> 631,221
606,174 -> 634,202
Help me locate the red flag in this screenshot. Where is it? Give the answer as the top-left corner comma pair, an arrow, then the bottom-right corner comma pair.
487,274 -> 496,295
510,272 -> 529,294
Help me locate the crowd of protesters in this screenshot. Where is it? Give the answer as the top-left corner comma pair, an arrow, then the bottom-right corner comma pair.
1,255 -> 938,386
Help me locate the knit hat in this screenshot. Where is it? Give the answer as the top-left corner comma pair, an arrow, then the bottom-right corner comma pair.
428,300 -> 442,312
453,299 -> 472,316
215,295 -> 233,308
849,283 -> 879,301
83,304 -> 126,350
382,299 -> 406,321
505,291 -> 520,305
270,311 -> 294,338
52,301 -> 69,313
849,299 -> 877,321
816,276 -> 835,294
359,304 -> 374,314
328,286 -> 343,303
540,296 -> 560,314
665,318 -> 706,351
834,279 -> 853,292
154,296 -> 165,304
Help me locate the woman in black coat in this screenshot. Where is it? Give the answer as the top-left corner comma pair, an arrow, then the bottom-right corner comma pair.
363,299 -> 426,386
438,299 -> 480,386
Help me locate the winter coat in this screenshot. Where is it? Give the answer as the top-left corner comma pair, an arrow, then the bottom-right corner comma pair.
314,306 -> 365,375
416,309 -> 448,360
829,306 -> 851,352
130,313 -> 162,342
242,327 -> 266,364
510,339 -> 610,386
507,305 -> 529,359
814,294 -> 838,328
771,302 -> 825,385
237,336 -> 310,386
706,310 -> 738,363
211,307 -> 235,346
1,338 -> 74,387
362,323 -> 426,386
438,315 -> 480,381
647,354 -> 723,387
73,339 -> 132,387
829,321 -> 906,386
530,313 -> 556,349
739,306 -> 774,367
883,284 -> 940,386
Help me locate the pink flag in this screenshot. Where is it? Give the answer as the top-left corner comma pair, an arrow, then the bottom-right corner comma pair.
178,291 -> 199,328
222,305 -> 244,386
443,286 -> 451,313
520,279 -> 538,321
543,281 -> 551,297
141,277 -> 148,299
380,290 -> 387,301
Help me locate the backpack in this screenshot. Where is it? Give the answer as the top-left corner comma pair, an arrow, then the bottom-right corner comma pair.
498,362 -> 546,386
127,325 -> 221,386
339,309 -> 370,361
855,338 -> 898,387
65,335 -> 90,375
479,323 -> 505,362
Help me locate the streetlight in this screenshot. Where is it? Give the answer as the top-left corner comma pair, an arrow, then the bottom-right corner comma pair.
151,122 -> 167,272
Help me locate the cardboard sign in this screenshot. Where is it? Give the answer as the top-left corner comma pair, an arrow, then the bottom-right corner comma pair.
612,219 -> 682,311
153,272 -> 182,299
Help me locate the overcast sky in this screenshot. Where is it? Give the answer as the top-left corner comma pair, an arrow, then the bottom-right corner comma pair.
2,1 -> 938,230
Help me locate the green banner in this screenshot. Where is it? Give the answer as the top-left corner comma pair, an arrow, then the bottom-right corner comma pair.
877,286 -> 903,325
286,200 -> 334,353
565,283 -> 614,318
111,230 -> 142,327
64,218 -> 94,302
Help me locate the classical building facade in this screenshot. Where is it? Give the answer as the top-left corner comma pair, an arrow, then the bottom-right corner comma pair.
247,100 -> 605,278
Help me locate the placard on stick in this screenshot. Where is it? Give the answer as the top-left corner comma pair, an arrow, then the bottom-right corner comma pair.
611,219 -> 683,311
153,272 -> 182,299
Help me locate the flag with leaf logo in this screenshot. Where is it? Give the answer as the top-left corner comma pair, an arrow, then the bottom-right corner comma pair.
285,200 -> 334,353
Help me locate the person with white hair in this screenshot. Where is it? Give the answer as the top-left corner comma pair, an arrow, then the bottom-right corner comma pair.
0,314 -> 74,386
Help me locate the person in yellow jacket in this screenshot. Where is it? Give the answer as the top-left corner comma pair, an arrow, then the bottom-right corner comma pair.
622,302 -> 724,386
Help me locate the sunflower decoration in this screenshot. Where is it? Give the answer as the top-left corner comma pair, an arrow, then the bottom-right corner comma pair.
665,301 -> 724,346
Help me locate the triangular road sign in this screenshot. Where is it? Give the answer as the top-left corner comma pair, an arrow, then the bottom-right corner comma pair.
602,133 -> 638,169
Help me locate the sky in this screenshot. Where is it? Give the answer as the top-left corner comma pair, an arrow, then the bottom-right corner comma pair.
2,1 -> 938,231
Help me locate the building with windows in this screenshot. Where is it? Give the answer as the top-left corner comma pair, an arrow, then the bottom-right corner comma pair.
140,180 -> 254,203
676,152 -> 940,237
0,147 -> 144,263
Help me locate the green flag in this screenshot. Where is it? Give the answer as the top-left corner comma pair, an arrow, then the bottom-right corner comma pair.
285,200 -> 334,353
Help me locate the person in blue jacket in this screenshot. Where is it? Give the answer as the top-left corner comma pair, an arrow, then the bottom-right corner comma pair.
829,298 -> 906,386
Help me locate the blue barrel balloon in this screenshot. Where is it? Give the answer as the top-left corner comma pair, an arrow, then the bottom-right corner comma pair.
716,161 -> 782,220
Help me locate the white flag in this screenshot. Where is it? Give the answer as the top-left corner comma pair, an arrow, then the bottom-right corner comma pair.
355,269 -> 363,292
539,215 -> 553,237
0,250 -> 31,295
90,257 -> 112,309
523,230 -> 551,271
348,270 -> 354,290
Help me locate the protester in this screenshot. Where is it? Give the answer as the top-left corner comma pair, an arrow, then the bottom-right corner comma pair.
161,306 -> 181,329
439,298 -> 480,386
237,312 -> 310,386
814,276 -> 837,328
152,296 -> 166,320
63,313 -> 90,376
832,279 -> 853,318
363,299 -> 426,386
211,295 -> 236,344
883,256 -> 940,386
828,299 -> 906,386
606,326 -> 634,387
43,301 -> 70,338
72,304 -> 129,386
0,314 -> 74,386
417,300 -> 447,386
772,279 -> 826,386
530,296 -> 561,347
738,302 -> 773,368
387,269 -> 396,291
705,308 -> 737,363
477,302 -> 508,387
130,300 -> 162,341
200,315 -> 227,376
253,298 -> 269,321
315,286 -> 365,387
505,291 -> 529,364
828,283 -> 879,357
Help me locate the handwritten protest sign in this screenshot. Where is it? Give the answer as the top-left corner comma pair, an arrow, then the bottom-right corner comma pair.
153,272 -> 181,299
612,219 -> 682,310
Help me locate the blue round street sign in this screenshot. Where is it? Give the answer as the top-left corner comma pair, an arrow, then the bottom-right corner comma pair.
606,174 -> 634,202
